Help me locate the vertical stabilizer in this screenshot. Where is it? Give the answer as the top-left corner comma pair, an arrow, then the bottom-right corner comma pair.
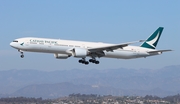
140,27 -> 164,49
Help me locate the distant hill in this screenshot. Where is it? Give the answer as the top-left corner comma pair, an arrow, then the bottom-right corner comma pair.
12,82 -> 175,99
0,65 -> 180,98
12,82 -> 119,99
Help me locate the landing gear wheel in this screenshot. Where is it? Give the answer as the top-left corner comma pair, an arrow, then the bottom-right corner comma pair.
89,58 -> 100,64
92,60 -> 95,63
20,55 -> 24,58
95,61 -> 99,64
81,60 -> 85,64
85,61 -> 89,65
89,59 -> 93,62
79,60 -> 82,63
78,58 -> 89,65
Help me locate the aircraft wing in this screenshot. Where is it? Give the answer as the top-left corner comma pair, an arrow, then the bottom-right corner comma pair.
147,49 -> 172,53
88,40 -> 144,52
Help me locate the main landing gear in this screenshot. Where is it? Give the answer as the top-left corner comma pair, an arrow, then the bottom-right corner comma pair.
89,59 -> 99,64
78,58 -> 100,65
79,58 -> 89,65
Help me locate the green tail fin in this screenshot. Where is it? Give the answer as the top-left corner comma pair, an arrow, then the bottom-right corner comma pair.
140,27 -> 164,49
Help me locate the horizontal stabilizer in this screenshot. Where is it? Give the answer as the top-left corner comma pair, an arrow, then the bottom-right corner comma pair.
147,49 -> 172,53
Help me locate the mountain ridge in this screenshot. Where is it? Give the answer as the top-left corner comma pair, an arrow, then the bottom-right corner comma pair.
0,65 -> 179,98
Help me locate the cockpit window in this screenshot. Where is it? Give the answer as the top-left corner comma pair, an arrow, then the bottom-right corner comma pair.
13,40 -> 18,42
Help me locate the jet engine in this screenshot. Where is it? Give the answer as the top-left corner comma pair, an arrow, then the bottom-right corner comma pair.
72,48 -> 88,58
54,53 -> 70,59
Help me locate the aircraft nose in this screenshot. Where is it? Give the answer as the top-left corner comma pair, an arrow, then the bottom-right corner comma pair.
10,42 -> 13,46
10,42 -> 15,48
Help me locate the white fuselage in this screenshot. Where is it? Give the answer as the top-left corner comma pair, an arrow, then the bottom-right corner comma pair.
10,37 -> 160,59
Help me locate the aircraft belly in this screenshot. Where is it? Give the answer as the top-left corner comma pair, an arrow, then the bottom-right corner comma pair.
104,50 -> 149,59
104,50 -> 137,59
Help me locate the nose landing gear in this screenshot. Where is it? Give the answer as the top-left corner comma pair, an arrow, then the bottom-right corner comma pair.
18,50 -> 24,58
20,54 -> 24,58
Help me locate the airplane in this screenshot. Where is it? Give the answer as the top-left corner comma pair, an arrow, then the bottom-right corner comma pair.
10,27 -> 171,65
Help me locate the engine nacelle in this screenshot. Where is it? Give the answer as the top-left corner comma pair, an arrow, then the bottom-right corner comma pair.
54,53 -> 70,59
73,48 -> 88,58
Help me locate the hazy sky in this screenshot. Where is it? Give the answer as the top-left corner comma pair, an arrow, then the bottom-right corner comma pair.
0,0 -> 179,70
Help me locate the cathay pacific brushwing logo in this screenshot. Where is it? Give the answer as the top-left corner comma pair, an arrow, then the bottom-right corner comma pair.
146,32 -> 160,49
20,42 -> 24,46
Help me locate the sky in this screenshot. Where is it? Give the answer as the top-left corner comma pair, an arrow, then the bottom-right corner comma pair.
0,0 -> 179,71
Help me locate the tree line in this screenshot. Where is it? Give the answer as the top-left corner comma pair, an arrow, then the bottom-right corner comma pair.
0,94 -> 180,103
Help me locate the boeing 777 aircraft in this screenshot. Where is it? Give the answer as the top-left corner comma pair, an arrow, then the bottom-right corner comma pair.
10,27 -> 171,65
